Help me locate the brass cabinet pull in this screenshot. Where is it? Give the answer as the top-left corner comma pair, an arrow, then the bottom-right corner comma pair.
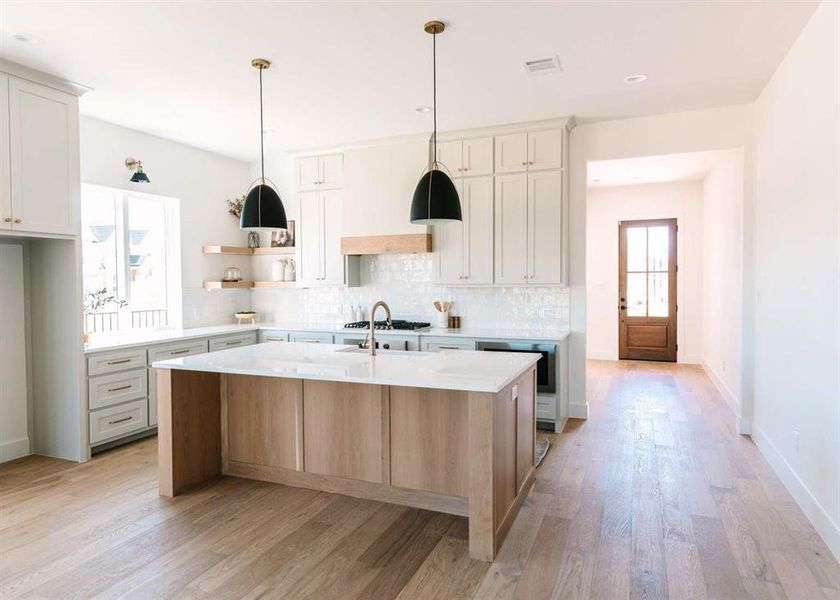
107,384 -> 132,392
225,340 -> 242,346
106,358 -> 131,365
170,349 -> 191,355
438,345 -> 460,350
108,416 -> 133,425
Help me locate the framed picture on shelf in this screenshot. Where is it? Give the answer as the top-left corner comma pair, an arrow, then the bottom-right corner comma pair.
271,220 -> 295,247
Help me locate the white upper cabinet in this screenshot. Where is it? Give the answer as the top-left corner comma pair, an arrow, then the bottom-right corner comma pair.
296,157 -> 319,191
494,133 -> 528,174
321,189 -> 344,284
435,140 -> 462,175
296,154 -> 343,191
298,191 -> 322,285
0,75 -> 10,232
527,170 -> 563,284
527,128 -> 563,171
5,76 -> 79,236
318,154 -> 343,189
462,137 -> 494,177
494,128 -> 564,174
461,176 -> 494,284
494,173 -> 529,284
433,215 -> 463,284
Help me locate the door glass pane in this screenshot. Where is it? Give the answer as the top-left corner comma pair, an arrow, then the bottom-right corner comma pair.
127,196 -> 168,328
648,273 -> 669,317
648,226 -> 669,271
626,227 -> 646,272
81,189 -> 120,333
626,273 -> 647,316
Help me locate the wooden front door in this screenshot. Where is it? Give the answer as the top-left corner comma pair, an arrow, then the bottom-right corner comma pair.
618,218 -> 677,361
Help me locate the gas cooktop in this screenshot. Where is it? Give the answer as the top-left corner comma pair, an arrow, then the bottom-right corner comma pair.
344,320 -> 431,331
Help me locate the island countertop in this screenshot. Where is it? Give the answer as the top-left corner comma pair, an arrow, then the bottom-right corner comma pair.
152,341 -> 540,393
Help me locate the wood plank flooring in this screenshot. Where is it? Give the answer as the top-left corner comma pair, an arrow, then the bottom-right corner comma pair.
1,360 -> 838,599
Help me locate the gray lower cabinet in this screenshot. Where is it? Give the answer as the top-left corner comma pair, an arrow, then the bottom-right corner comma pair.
87,330 -> 258,450
420,337 -> 476,352
289,331 -> 334,344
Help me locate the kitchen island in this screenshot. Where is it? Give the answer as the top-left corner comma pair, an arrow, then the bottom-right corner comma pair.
153,341 -> 539,561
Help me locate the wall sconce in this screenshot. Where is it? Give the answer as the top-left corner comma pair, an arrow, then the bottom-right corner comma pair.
125,158 -> 150,183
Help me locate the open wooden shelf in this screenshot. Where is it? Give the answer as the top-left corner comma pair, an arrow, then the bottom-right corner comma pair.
202,245 -> 253,255
253,247 -> 295,255
203,245 -> 296,256
252,280 -> 297,288
203,280 -> 255,290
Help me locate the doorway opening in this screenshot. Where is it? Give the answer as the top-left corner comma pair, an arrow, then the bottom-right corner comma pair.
618,218 -> 677,361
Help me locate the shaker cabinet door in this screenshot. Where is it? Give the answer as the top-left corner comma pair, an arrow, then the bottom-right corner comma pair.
527,170 -> 563,284
298,191 -> 322,285
318,154 -> 343,189
462,136 -> 493,177
295,157 -> 319,191
435,140 -> 462,175
462,176 -> 494,284
494,133 -> 528,174
527,128 -> 563,171
8,77 -> 79,235
494,173 -> 528,284
321,190 -> 344,285
0,75 -> 10,230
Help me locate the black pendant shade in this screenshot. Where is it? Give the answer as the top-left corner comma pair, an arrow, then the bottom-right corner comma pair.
410,168 -> 462,224
411,20 -> 462,225
241,183 -> 287,230
241,57 -> 287,231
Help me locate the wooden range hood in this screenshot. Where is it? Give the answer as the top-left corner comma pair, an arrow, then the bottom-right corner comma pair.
340,233 -> 432,255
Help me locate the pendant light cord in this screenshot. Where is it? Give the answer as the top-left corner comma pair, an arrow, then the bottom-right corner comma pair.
259,66 -> 265,182
432,30 -> 437,164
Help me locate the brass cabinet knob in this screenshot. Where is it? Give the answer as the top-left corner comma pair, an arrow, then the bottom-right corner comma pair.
14,218 -> 21,224
521,161 -> 527,166
3,217 -> 10,223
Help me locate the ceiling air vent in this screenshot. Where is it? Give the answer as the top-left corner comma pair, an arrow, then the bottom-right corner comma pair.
523,56 -> 562,76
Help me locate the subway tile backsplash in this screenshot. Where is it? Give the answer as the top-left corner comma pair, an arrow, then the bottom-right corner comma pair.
240,253 -> 569,330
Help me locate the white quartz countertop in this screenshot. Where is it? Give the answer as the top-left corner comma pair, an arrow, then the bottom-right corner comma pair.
152,341 -> 540,393
86,322 -> 569,353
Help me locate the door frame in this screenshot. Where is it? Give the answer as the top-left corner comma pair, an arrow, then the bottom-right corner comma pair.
618,217 -> 678,362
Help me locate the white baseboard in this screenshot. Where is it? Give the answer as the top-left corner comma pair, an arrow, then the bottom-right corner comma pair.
586,351 -> 616,361
1,437 -> 31,463
569,403 -> 589,420
678,354 -> 702,364
701,362 -> 748,434
554,417 -> 568,434
752,423 -> 840,563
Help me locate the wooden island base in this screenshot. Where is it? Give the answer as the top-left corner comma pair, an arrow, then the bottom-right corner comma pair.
156,367 -> 537,561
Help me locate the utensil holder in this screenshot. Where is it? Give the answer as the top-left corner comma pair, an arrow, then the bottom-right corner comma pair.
436,311 -> 449,327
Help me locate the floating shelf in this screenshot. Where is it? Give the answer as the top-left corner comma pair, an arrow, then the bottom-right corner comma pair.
203,245 -> 296,256
253,247 -> 295,255
252,280 -> 297,288
203,280 -> 254,290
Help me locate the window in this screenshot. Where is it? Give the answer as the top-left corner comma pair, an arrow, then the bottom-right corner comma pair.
81,184 -> 181,333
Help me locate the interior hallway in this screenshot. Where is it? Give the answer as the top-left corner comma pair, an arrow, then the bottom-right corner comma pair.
1,361 -> 838,599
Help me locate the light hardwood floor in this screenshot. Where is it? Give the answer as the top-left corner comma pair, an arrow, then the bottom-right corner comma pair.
1,360 -> 838,599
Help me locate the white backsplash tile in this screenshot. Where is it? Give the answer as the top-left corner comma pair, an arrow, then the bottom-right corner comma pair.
249,254 -> 569,330
183,286 -> 251,328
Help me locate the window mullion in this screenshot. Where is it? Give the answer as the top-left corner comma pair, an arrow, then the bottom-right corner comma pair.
115,194 -> 131,329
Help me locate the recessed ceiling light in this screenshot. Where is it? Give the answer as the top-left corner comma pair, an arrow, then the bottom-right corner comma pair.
415,106 -> 432,113
624,74 -> 647,84
13,33 -> 41,44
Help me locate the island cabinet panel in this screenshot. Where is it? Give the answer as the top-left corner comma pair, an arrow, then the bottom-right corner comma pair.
303,380 -> 388,483
222,375 -> 303,471
516,372 -> 536,493
389,387 -> 470,497
157,369 -> 222,497
493,385 -> 518,528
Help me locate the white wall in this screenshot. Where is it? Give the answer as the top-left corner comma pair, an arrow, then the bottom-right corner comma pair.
751,0 -> 839,560
569,104 -> 754,417
586,181 -> 704,362
80,117 -> 253,327
0,242 -> 30,462
701,151 -> 744,420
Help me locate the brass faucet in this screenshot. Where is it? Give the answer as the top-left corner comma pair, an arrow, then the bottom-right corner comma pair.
367,300 -> 392,356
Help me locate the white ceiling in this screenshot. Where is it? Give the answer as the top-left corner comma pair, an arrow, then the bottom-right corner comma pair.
0,1 -> 818,162
587,149 -> 738,188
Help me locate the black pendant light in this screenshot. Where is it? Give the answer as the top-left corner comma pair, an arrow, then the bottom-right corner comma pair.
410,21 -> 462,225
241,58 -> 287,230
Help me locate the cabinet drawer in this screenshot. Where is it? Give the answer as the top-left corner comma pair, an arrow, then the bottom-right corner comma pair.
89,368 -> 147,410
89,399 -> 148,445
147,339 -> 208,364
536,395 -> 557,421
289,332 -> 333,344
209,332 -> 257,352
259,330 -> 290,343
87,348 -> 146,376
421,338 -> 475,352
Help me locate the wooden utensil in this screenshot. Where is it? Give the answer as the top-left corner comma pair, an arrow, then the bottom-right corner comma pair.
443,301 -> 451,313
434,300 -> 442,313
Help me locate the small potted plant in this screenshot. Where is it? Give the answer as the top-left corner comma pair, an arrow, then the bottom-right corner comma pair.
83,288 -> 127,341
